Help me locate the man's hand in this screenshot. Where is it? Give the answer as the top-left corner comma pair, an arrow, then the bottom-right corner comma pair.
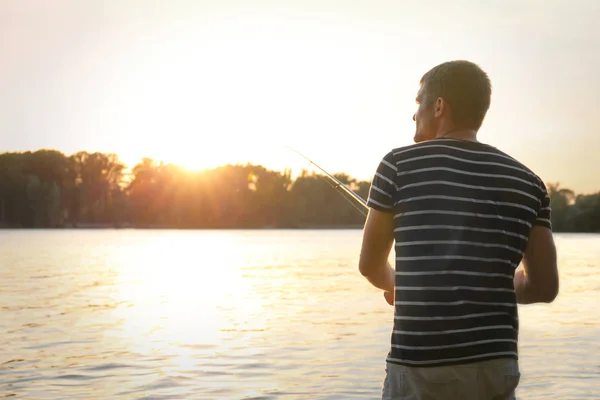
384,290 -> 394,306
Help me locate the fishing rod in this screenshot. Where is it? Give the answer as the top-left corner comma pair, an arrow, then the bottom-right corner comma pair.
286,146 -> 369,217
288,146 -> 395,306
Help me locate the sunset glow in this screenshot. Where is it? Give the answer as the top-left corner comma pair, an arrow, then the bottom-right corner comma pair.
2,1 -> 600,192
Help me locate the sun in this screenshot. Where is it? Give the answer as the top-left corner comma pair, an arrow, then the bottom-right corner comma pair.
167,146 -> 231,171
119,143 -> 238,172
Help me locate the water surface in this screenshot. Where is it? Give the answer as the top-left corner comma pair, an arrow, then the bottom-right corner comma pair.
1,230 -> 599,399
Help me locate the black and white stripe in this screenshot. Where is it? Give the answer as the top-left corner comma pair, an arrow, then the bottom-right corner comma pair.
366,138 -> 552,367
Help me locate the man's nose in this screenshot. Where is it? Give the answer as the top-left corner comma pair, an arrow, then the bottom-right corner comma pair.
413,113 -> 416,121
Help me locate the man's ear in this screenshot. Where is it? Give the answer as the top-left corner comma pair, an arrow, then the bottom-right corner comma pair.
434,97 -> 445,117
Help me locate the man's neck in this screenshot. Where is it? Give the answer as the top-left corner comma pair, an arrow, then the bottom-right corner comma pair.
435,128 -> 479,142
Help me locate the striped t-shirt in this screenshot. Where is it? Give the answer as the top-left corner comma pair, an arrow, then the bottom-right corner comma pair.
367,138 -> 552,367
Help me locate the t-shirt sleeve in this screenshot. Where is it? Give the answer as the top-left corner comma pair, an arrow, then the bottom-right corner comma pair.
534,180 -> 552,230
366,151 -> 397,213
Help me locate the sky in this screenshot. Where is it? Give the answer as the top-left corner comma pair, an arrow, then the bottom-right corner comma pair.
1,0 -> 599,193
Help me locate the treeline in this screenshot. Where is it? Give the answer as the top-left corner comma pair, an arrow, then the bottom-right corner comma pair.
0,149 -> 598,231
545,183 -> 600,232
0,150 -> 368,229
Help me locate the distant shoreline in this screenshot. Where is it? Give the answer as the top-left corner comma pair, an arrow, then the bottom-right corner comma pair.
2,150 -> 597,234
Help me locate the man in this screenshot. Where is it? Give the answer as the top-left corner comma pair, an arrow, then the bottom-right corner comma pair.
359,60 -> 559,400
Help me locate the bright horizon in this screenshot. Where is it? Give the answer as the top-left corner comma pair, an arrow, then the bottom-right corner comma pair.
2,1 -> 599,193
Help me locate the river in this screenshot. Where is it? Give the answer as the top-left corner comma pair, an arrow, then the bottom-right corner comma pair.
1,230 -> 598,399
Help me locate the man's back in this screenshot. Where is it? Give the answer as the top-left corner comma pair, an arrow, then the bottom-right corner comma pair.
358,60 -> 558,399
366,137 -> 551,367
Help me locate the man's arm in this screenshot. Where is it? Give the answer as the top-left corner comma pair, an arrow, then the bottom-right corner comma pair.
358,208 -> 395,293
514,225 -> 559,304
514,183 -> 559,304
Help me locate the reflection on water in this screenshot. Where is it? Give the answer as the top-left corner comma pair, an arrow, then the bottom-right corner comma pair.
1,230 -> 599,399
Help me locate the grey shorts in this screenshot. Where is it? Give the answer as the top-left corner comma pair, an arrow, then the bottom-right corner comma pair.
382,358 -> 520,400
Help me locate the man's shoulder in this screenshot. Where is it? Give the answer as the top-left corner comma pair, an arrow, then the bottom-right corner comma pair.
484,145 -> 545,185
382,141 -> 436,159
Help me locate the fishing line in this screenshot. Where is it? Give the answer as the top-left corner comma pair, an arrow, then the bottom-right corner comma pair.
285,146 -> 369,217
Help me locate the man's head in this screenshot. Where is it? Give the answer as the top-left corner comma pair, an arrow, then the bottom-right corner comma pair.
413,60 -> 492,143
